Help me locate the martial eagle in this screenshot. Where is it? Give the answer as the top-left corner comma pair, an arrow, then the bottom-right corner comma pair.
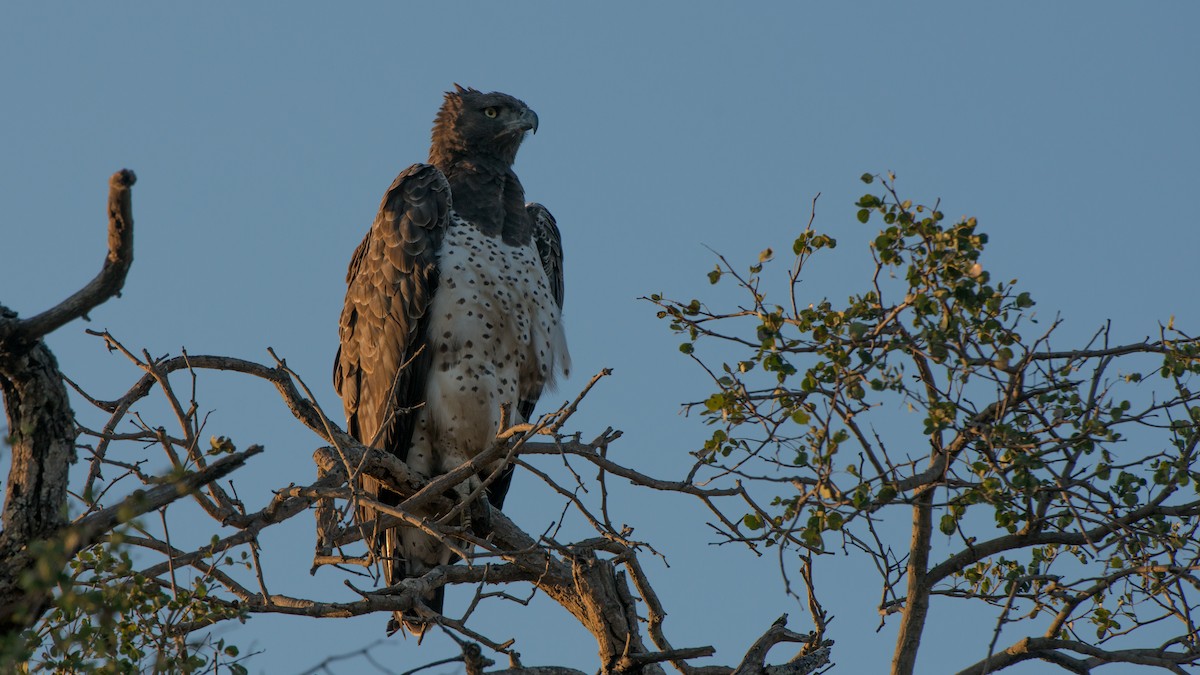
333,86 -> 569,635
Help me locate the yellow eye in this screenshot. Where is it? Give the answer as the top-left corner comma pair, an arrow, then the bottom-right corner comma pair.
484,107 -> 499,118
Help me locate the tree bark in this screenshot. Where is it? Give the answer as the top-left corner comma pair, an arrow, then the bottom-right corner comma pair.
0,340 -> 76,631
891,485 -> 934,675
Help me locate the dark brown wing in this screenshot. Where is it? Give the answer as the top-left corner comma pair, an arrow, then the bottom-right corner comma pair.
527,203 -> 565,310
333,163 -> 450,539
485,202 -> 565,511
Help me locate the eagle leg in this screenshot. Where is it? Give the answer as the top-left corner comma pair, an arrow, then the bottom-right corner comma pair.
468,490 -> 493,538
452,475 -> 486,550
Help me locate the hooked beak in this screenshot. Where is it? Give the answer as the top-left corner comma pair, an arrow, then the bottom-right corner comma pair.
516,107 -> 539,134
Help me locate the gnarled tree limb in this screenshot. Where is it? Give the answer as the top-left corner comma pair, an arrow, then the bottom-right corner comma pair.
9,169 -> 136,346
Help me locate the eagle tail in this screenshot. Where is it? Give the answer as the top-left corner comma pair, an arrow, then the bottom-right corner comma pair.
383,524 -> 447,637
385,586 -> 445,639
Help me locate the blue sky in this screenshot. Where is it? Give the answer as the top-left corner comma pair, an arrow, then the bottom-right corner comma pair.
2,3 -> 1198,673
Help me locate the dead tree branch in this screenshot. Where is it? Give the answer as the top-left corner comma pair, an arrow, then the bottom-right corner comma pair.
0,169 -> 137,634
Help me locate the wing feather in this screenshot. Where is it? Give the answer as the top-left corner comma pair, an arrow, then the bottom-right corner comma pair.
334,163 -> 450,551
527,202 -> 565,310
335,163 -> 449,453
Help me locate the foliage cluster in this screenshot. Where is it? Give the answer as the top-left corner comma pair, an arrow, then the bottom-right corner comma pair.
651,173 -> 1200,670
2,531 -> 249,674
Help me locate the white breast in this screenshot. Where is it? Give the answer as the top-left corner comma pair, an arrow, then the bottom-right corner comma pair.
407,216 -> 569,475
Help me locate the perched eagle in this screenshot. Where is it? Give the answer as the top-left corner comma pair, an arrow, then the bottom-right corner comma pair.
333,86 -> 569,635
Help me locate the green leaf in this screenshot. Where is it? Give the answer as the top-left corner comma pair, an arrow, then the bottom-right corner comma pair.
939,515 -> 957,535
800,374 -> 817,392
860,172 -> 874,184
679,343 -> 694,355
743,514 -> 763,530
857,209 -> 870,224
790,409 -> 810,425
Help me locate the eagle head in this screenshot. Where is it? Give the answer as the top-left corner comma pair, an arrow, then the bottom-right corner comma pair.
430,85 -> 538,169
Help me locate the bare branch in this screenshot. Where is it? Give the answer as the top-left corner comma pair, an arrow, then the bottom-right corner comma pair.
14,169 -> 137,344
731,614 -> 829,675
955,637 -> 1199,675
66,445 -> 263,559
